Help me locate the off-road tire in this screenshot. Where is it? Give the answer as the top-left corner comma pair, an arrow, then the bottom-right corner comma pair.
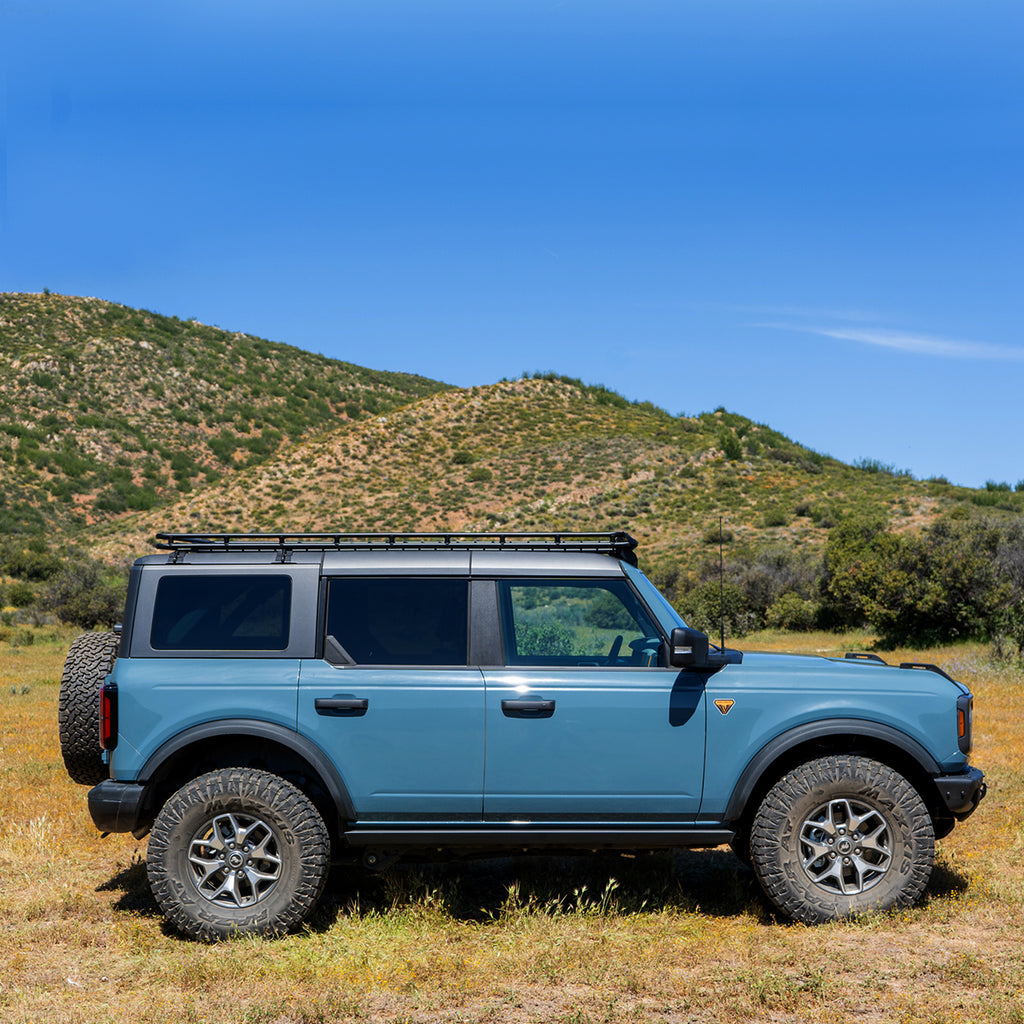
147,768 -> 330,942
58,631 -> 119,786
750,754 -> 934,924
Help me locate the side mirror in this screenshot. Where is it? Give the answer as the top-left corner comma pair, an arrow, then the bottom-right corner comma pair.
667,626 -> 709,669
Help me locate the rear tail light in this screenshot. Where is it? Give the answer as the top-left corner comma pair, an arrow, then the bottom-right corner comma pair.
100,680 -> 118,751
956,694 -> 973,755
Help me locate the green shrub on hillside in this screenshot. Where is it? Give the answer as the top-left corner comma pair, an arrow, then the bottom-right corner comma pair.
44,559 -> 126,629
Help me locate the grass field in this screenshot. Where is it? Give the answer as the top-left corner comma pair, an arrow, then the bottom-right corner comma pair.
1,629 -> 1021,1024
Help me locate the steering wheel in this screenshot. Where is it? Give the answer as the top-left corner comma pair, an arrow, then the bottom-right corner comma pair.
629,635 -> 663,665
606,634 -> 623,665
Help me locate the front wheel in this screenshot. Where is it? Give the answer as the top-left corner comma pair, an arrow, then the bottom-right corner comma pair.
147,768 -> 329,941
750,755 -> 934,924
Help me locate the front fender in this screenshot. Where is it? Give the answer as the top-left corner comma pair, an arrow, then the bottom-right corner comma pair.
719,718 -> 942,822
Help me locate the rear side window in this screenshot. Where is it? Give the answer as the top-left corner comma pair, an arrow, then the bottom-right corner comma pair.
151,575 -> 291,651
325,578 -> 468,666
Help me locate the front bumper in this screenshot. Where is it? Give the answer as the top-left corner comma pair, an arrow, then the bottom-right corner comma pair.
934,765 -> 986,819
88,779 -> 150,837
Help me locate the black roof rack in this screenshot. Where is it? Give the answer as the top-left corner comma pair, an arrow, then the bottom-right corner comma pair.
153,531 -> 640,565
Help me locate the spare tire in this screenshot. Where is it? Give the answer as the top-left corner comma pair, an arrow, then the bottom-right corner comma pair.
58,631 -> 120,786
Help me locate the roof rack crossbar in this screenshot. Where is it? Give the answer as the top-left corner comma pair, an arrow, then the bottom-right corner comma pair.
153,531 -> 640,564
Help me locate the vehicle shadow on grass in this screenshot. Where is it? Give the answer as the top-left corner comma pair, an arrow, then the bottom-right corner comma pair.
96,846 -> 974,935
97,856 -> 162,915
315,847 -> 769,928
315,845 -> 975,931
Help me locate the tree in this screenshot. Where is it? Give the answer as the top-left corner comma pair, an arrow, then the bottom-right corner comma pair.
822,516 -> 1010,646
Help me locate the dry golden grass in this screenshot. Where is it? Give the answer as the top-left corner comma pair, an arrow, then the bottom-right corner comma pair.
1,629 -> 1022,1024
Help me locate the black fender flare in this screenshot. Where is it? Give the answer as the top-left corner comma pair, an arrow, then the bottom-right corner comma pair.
722,718 -> 942,823
137,718 -> 356,823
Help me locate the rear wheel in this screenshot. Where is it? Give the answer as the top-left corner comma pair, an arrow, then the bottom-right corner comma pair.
750,755 -> 934,924
58,631 -> 119,785
147,768 -> 330,941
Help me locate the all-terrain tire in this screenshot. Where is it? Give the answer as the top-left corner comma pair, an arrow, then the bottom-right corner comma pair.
750,754 -> 934,924
58,630 -> 119,786
147,768 -> 330,942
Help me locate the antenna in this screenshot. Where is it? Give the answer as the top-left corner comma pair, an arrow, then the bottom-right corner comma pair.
719,515 -> 726,651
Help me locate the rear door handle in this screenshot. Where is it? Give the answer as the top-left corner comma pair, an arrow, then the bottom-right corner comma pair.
315,696 -> 369,717
501,698 -> 555,719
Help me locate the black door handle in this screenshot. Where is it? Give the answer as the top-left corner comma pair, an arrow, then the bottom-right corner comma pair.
501,698 -> 555,719
315,696 -> 369,717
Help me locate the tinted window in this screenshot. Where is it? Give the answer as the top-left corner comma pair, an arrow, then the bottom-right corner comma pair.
326,578 -> 468,666
499,579 -> 663,667
151,575 -> 291,651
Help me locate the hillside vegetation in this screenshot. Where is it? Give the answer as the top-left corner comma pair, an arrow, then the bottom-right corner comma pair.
0,293 -> 447,536
94,375 -> 1019,557
3,292 -> 1024,647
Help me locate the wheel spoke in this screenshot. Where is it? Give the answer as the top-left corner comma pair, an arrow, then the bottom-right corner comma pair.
859,820 -> 890,854
813,858 -> 846,888
188,852 -> 225,886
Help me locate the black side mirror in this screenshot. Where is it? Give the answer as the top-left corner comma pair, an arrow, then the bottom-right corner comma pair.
667,626 -> 709,669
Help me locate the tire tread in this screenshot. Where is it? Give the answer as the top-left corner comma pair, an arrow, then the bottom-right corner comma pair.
750,754 -> 934,924
147,768 -> 329,942
58,631 -> 119,786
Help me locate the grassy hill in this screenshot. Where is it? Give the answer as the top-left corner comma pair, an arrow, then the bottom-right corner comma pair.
91,373 -> 1020,569
3,291 -> 1022,578
0,293 -> 448,536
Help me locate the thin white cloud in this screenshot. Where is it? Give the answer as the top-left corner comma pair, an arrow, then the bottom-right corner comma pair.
755,322 -> 1024,361
740,303 -> 887,323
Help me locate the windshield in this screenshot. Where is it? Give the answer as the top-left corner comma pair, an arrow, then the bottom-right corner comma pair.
622,564 -> 688,633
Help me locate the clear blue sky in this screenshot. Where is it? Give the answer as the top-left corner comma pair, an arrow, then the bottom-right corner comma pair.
3,1 -> 1022,488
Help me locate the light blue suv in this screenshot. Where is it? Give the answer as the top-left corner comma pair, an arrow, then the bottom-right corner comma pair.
58,531 -> 985,940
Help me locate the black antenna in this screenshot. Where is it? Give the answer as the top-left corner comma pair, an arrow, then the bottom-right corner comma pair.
719,515 -> 726,651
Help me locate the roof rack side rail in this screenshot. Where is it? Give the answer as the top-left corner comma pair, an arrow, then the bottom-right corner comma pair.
153,531 -> 640,565
844,652 -> 888,664
898,662 -> 956,683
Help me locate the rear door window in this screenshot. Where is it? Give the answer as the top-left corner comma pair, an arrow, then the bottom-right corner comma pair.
325,578 -> 469,666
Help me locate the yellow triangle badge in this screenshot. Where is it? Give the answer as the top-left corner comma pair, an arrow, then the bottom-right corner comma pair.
714,699 -> 735,716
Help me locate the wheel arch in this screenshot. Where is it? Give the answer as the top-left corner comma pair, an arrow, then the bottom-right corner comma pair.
137,719 -> 356,836
723,719 -> 951,843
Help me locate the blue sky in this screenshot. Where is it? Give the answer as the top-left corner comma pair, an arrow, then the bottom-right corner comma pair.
2,1 -> 1022,488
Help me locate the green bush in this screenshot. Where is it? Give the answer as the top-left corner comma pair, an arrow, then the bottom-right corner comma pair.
761,509 -> 789,528
822,516 -> 1010,646
701,526 -> 733,545
678,580 -> 750,637
719,429 -> 743,461
43,560 -> 126,629
0,539 -> 63,581
8,581 -> 35,607
765,593 -> 818,631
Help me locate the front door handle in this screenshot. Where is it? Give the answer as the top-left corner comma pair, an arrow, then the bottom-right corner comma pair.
315,696 -> 369,717
501,698 -> 555,719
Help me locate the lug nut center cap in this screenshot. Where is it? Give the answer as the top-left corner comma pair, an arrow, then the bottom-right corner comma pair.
837,839 -> 852,855
228,853 -> 245,868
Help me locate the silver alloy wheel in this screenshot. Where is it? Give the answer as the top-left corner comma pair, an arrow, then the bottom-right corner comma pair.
187,812 -> 283,907
798,798 -> 892,896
